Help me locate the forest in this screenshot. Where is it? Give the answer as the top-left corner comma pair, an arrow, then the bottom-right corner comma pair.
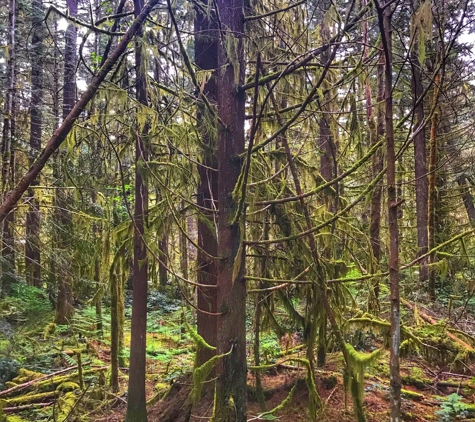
1,0 -> 475,421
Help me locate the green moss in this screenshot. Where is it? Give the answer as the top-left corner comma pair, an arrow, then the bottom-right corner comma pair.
43,322 -> 56,340
402,367 -> 430,389
401,389 -> 423,401
56,391 -> 77,421
6,391 -> 56,406
11,369 -> 42,384
6,416 -> 29,422
343,344 -> 382,422
56,382 -> 79,392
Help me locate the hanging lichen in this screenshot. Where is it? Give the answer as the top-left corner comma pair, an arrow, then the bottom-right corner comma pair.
343,344 -> 382,422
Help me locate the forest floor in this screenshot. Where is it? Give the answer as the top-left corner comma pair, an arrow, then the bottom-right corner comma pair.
1,288 -> 475,421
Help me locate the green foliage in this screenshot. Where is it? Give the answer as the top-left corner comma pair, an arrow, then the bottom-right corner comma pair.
259,336 -> 282,364
436,393 -> 475,421
0,284 -> 51,323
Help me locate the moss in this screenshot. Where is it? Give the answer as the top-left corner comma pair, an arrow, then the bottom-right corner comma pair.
147,383 -> 170,407
6,416 -> 29,422
344,344 -> 382,422
56,391 -> 77,421
401,389 -> 423,401
401,411 -> 417,421
402,367 -> 430,389
11,369 -> 42,384
43,322 -> 56,340
56,382 -> 80,392
6,391 -> 56,406
35,367 -> 105,392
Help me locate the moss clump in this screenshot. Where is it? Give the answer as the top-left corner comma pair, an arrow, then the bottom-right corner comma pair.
6,391 -> 56,406
344,344 -> 382,422
402,367 -> 430,390
11,369 -> 42,384
6,416 -> 29,422
56,382 -> 79,393
401,389 -> 423,401
43,322 -> 56,340
56,391 -> 77,421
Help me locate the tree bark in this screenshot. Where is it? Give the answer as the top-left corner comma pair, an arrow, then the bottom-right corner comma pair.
1,0 -> 17,296
55,0 -> 78,325
214,1 -> 247,420
125,0 -> 149,419
194,0 -> 218,369
25,0 -> 44,288
377,2 -> 401,420
410,21 -> 429,286
428,74 -> 440,301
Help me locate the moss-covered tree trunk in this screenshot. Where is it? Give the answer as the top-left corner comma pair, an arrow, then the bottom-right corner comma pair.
194,0 -> 218,370
214,1 -> 247,420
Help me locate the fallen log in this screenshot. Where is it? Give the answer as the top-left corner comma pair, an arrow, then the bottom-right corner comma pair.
401,299 -> 475,352
6,391 -> 58,406
3,402 -> 53,413
0,362 -> 91,398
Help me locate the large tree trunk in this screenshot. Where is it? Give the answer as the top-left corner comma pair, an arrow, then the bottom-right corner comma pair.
428,74 -> 440,301
125,0 -> 149,420
194,0 -> 218,370
214,1 -> 247,420
1,0 -> 17,296
55,0 -> 78,324
410,21 -> 429,286
377,2 -> 401,421
25,0 -> 44,288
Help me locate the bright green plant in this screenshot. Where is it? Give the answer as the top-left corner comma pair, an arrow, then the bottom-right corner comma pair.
436,393 -> 474,421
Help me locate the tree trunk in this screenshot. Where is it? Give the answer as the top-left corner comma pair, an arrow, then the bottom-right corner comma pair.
55,0 -> 78,325
1,0 -> 17,296
0,0 -> 160,224
377,2 -> 401,420
428,74 -> 440,301
369,48 -> 385,308
158,235 -> 168,287
110,271 -> 120,393
25,0 -> 44,289
410,27 -> 429,286
457,175 -> 475,226
214,1 -> 247,420
194,0 -> 218,370
125,0 -> 149,419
